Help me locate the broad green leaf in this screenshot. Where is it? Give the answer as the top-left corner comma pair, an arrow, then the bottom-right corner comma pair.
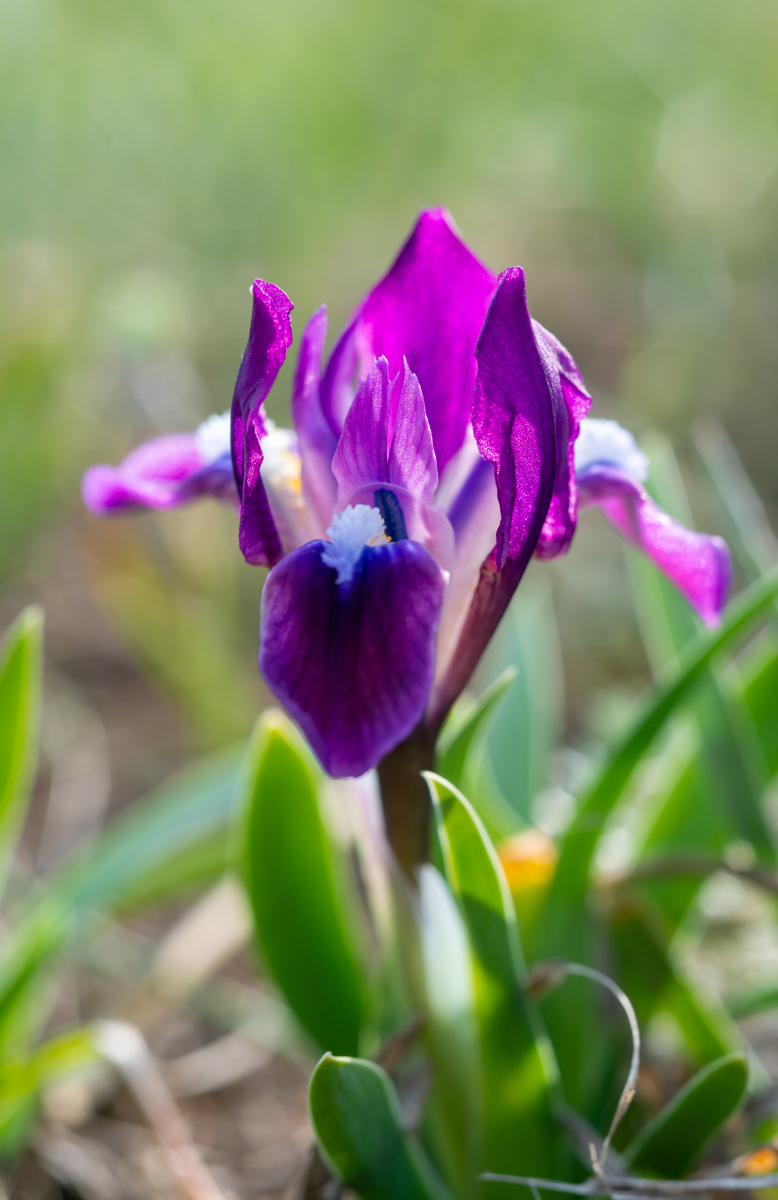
418,864 -> 480,1199
624,1052 -> 748,1178
309,1053 -> 454,1200
241,710 -> 365,1055
426,773 -> 559,1196
0,607 -> 43,896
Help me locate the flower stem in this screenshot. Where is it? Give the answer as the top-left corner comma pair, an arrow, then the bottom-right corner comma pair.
376,724 -> 437,879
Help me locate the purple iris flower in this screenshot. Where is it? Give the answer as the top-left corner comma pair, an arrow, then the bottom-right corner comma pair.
82,208 -> 731,779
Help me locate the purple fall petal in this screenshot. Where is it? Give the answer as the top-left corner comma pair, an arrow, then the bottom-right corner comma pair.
231,280 -> 293,567
532,323 -> 592,560
472,267 -> 559,570
290,306 -> 338,537
260,540 -> 445,777
81,434 -> 236,514
321,208 -> 496,473
578,467 -> 731,627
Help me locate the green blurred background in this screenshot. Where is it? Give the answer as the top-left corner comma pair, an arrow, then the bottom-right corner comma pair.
1,0 -> 777,814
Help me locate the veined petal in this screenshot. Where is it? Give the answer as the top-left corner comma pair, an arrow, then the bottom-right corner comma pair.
81,433 -> 237,514
578,466 -> 731,627
332,358 -> 438,505
532,322 -> 592,560
321,208 -> 497,473
260,539 -> 446,777
472,267 -> 559,571
231,280 -> 293,567
331,358 -> 394,496
388,362 -> 437,503
291,306 -> 337,537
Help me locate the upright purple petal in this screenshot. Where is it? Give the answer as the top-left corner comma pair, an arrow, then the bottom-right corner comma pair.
472,267 -> 559,571
81,434 -> 237,514
431,268 -> 560,725
321,208 -> 496,473
260,539 -> 445,777
387,362 -> 438,503
332,358 -> 438,506
291,306 -> 338,537
532,323 -> 592,560
331,358 -> 394,498
231,280 -> 293,567
578,467 -> 731,627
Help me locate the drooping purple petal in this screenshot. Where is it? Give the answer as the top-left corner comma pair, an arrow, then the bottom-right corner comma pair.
290,306 -> 337,537
260,539 -> 445,777
472,267 -> 559,571
231,280 -> 293,567
81,435 -> 237,514
321,208 -> 496,474
532,323 -> 592,560
578,467 -> 731,627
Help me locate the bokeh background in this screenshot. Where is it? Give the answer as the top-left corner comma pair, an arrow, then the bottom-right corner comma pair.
1,0 -> 777,831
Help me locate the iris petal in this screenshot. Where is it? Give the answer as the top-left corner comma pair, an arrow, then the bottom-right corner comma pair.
321,208 -> 496,474
81,434 -> 236,514
578,466 -> 732,627
472,267 -> 559,571
291,306 -> 337,537
532,323 -> 592,560
260,539 -> 445,777
231,280 -> 293,567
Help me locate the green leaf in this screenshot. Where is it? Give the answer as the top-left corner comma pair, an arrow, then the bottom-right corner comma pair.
0,742 -> 243,1045
0,607 -> 43,895
0,1026 -> 97,1162
623,1052 -> 748,1178
309,1053 -> 454,1200
472,579 -> 563,824
241,710 -> 365,1055
536,570 -> 778,1114
609,900 -> 736,1067
628,439 -> 775,864
436,669 -> 521,845
426,773 -> 559,1194
55,739 -> 243,914
436,669 -> 516,788
693,419 -> 778,581
418,864 -> 480,1199
540,565 -> 778,965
